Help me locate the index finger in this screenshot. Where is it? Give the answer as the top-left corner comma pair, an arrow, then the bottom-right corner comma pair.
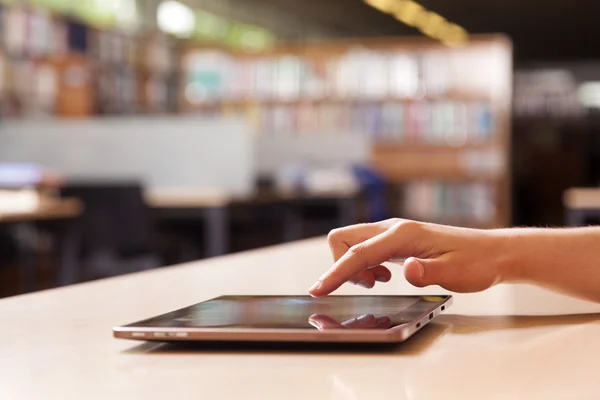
309,226 -> 404,297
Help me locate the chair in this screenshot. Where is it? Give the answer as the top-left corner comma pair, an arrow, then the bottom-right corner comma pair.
0,228 -> 18,296
60,181 -> 161,280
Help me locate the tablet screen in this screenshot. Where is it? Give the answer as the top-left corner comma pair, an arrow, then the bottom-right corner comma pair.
129,295 -> 448,330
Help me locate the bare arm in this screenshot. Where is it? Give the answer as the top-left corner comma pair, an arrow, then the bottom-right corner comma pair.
308,220 -> 600,303
501,227 -> 600,302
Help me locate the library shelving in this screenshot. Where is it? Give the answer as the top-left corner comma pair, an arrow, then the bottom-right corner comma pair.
0,2 -> 180,118
180,35 -> 513,228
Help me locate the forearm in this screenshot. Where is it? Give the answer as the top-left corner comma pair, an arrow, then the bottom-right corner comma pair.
499,227 -> 600,303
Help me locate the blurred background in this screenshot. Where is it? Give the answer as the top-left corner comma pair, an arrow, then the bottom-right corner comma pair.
0,0 -> 598,297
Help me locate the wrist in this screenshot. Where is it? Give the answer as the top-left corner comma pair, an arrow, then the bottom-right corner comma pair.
492,229 -> 536,284
492,227 -> 580,284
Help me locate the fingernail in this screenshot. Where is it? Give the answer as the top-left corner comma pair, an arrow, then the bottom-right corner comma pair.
357,281 -> 373,289
309,280 -> 323,293
415,259 -> 425,278
308,319 -> 322,330
358,314 -> 374,322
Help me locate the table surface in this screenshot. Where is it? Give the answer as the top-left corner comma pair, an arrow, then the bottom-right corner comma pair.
145,188 -> 231,208
2,238 -> 600,400
564,187 -> 600,210
145,187 -> 359,208
0,197 -> 83,223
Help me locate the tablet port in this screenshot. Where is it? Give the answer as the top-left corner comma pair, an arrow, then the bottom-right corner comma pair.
441,305 -> 445,311
416,322 -> 421,329
429,313 -> 434,320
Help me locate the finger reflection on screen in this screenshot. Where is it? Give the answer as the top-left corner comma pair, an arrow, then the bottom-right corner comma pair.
308,313 -> 393,330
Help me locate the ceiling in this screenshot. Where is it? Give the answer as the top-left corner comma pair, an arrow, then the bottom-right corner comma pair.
242,0 -> 600,62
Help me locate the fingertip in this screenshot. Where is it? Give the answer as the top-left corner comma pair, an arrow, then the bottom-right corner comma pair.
357,313 -> 376,322
404,257 -> 427,288
356,275 -> 375,288
375,266 -> 392,282
308,280 -> 325,297
308,285 -> 332,298
309,274 -> 346,297
308,318 -> 320,329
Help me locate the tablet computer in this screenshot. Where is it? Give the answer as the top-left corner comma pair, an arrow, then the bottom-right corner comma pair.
114,295 -> 452,344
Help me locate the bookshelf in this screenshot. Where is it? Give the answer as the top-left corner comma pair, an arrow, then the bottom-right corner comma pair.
180,35 -> 513,228
0,2 -> 180,118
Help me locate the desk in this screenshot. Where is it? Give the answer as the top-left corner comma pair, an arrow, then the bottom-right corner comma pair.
146,188 -> 359,259
563,187 -> 600,226
0,198 -> 83,291
0,197 -> 82,223
233,188 -> 359,242
2,238 -> 600,399
145,189 -> 231,258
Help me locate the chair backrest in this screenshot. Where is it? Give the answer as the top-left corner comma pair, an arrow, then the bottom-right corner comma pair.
60,181 -> 156,257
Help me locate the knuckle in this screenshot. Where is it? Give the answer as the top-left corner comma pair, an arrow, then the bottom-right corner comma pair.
381,218 -> 403,227
327,228 -> 344,244
390,220 -> 422,236
348,243 -> 367,258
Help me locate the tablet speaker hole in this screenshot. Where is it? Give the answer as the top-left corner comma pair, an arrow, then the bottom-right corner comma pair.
429,313 -> 434,320
416,322 -> 421,329
441,306 -> 446,311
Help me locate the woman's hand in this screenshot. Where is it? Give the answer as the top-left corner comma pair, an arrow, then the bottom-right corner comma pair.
309,219 -> 509,297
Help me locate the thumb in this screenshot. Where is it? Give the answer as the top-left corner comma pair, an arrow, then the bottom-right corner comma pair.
404,257 -> 446,288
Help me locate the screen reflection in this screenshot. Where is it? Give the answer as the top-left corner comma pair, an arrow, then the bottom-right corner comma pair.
134,296 -> 443,330
308,313 -> 393,330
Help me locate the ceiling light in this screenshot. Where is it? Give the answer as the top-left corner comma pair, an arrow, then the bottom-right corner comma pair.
364,0 -> 396,14
394,1 -> 424,27
364,0 -> 468,45
157,1 -> 195,38
578,82 -> 600,108
419,12 -> 446,38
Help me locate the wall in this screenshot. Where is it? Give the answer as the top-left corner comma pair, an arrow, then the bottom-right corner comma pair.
0,117 -> 255,196
254,132 -> 371,176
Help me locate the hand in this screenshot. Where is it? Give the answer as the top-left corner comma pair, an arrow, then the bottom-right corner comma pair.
308,313 -> 393,330
309,219 -> 507,297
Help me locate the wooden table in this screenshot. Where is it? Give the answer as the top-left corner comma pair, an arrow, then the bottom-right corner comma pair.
2,238 -> 600,399
564,187 -> 600,226
0,198 -> 83,291
0,197 -> 83,223
145,188 -> 231,258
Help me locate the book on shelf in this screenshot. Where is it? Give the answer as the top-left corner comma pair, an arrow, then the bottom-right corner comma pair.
359,51 -> 389,99
303,57 -> 327,99
182,46 -> 498,105
32,61 -> 58,116
180,43 -> 501,149
275,55 -> 301,101
193,99 -> 494,143
146,35 -> 175,76
4,5 -> 28,57
254,57 -> 274,100
66,20 -> 88,54
389,53 -> 419,98
27,8 -> 53,58
421,51 -> 451,96
403,181 -> 496,225
51,16 -> 67,56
